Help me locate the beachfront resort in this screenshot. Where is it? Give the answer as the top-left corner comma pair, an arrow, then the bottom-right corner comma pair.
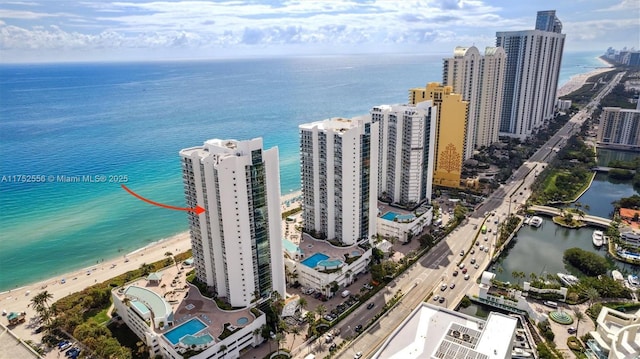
111,261 -> 265,359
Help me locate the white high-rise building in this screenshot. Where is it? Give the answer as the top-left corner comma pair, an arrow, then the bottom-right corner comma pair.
443,46 -> 506,155
598,107 -> 640,150
300,116 -> 379,245
371,102 -> 437,206
180,138 -> 285,308
496,10 -> 565,139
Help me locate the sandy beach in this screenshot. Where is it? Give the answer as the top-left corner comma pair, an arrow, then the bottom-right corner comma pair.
556,57 -> 614,98
2,190 -> 302,344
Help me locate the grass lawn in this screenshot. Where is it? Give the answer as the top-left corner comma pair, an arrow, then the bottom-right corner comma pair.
87,307 -> 111,325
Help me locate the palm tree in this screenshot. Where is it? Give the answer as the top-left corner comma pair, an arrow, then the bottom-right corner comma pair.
304,311 -> 316,324
260,324 -> 272,353
164,251 -> 175,267
315,304 -> 327,319
345,270 -> 353,285
139,263 -> 153,276
574,310 -> 585,337
276,331 -> 286,350
298,297 -> 307,311
288,326 -> 300,352
585,287 -> 600,307
219,344 -> 228,358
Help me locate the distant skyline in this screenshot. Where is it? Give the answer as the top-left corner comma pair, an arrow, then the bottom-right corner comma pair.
0,0 -> 638,63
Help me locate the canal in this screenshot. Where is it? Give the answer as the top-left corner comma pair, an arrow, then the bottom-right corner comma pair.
493,149 -> 639,284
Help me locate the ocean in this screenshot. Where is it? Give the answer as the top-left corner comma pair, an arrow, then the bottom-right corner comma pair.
0,51 -> 604,290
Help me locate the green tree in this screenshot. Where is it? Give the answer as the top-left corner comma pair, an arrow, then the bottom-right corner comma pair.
315,304 -> 327,319
574,310 -> 585,336
563,247 -> 609,276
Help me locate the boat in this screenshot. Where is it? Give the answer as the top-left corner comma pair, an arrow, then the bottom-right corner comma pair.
557,273 -> 579,286
612,270 -> 624,282
529,216 -> 543,227
629,275 -> 640,287
592,230 -> 604,247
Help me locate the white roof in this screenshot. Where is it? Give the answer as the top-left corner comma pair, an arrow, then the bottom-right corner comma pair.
373,303 -> 517,359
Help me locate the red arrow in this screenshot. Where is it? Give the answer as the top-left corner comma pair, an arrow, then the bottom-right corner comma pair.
121,184 -> 205,215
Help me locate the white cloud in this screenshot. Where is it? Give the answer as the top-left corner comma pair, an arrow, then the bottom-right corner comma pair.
0,0 -> 636,62
596,0 -> 640,12
0,9 -> 63,19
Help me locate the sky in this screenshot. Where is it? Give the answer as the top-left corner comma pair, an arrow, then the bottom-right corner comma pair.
0,0 -> 638,63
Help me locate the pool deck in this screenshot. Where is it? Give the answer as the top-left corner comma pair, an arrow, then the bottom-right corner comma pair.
168,286 -> 256,341
115,263 -> 256,344
299,233 -> 364,263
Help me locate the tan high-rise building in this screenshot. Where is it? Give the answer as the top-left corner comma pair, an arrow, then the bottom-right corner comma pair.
409,83 -> 469,188
443,46 -> 506,157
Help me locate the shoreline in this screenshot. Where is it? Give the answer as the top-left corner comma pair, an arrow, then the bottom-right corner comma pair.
556,56 -> 615,98
2,190 -> 302,342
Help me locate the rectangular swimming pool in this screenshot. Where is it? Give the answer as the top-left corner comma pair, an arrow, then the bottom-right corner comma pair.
301,253 -> 329,268
164,318 -> 207,345
381,211 -> 398,221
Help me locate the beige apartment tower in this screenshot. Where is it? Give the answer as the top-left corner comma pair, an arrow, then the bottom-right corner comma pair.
409,83 -> 469,188
443,46 -> 506,157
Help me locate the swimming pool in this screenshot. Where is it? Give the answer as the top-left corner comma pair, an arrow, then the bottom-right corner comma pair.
164,318 -> 207,345
237,317 -> 249,325
181,333 -> 214,346
381,211 -> 399,221
301,253 -> 329,268
317,259 -> 343,268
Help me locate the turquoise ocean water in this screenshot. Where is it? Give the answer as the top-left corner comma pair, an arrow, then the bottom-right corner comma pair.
0,51 -> 604,290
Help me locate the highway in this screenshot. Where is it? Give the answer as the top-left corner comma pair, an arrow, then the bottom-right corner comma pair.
295,70 -> 626,359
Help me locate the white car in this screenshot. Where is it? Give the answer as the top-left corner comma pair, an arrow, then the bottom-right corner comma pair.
354,352 -> 363,359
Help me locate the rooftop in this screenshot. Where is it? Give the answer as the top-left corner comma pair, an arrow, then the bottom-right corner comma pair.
373,303 -> 517,359
114,263 -> 259,343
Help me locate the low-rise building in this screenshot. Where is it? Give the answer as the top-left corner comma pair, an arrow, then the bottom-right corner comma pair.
587,306 -> 640,359
373,302 -> 517,359
377,205 -> 433,243
111,264 -> 266,359
283,234 -> 371,296
475,271 -> 566,322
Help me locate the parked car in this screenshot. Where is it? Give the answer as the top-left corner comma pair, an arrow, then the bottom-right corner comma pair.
441,284 -> 447,291
460,250 -> 465,256
452,270 -> 459,277
439,296 -> 445,303
474,263 -> 480,269
433,295 -> 440,302
354,324 -> 363,332
450,283 -> 456,289
464,274 -> 470,280
459,263 -> 465,269
470,258 -> 476,264
470,249 -> 475,254
462,268 -> 468,274
325,334 -> 333,343
329,343 -> 337,351
354,352 -> 363,359
567,327 -> 577,334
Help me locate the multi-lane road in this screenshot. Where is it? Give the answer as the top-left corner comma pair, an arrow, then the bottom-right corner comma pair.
296,70 -> 625,359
